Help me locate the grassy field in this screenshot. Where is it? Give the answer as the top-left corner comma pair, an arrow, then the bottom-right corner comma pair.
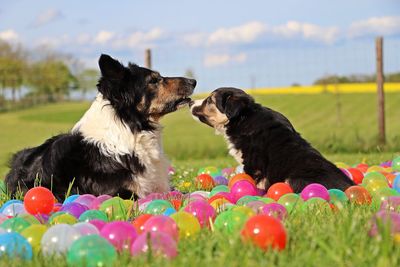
0,92 -> 399,267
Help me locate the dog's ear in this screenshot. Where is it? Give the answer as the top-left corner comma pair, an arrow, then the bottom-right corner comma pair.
217,91 -> 254,119
98,54 -> 125,80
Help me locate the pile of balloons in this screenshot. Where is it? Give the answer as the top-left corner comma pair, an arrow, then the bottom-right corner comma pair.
0,156 -> 399,265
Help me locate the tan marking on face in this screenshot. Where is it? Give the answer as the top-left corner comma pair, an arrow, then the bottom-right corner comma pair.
148,78 -> 183,115
192,93 -> 229,128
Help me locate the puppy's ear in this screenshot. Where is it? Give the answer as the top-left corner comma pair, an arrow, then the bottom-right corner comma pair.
98,54 -> 125,80
217,91 -> 254,119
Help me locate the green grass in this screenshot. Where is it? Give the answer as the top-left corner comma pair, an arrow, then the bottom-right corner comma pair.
0,93 -> 399,266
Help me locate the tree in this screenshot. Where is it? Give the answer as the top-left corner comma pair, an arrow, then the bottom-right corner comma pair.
27,59 -> 74,102
76,69 -> 99,100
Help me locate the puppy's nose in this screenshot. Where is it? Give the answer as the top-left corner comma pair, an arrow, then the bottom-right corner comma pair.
189,79 -> 197,87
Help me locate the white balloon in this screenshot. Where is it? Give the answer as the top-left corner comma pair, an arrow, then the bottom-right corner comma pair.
1,203 -> 27,217
41,224 -> 82,256
72,222 -> 99,236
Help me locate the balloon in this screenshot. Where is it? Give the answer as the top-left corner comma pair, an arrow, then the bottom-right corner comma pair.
228,173 -> 255,188
73,222 -> 100,236
100,221 -> 137,251
0,217 -> 30,233
362,172 -> 388,187
372,187 -> 399,204
0,232 -> 32,260
89,195 -> 112,210
380,196 -> 400,212
132,214 -> 153,234
41,224 -> 82,256
2,203 -> 26,217
302,197 -> 331,212
195,174 -> 215,190
183,200 -> 216,228
213,176 -> 228,186
60,203 -> 89,218
143,215 -> 179,241
345,186 -> 372,205
392,156 -> 400,172
74,194 -> 97,207
131,232 -> 177,259
23,187 -> 55,215
369,210 -> 400,236
0,200 -> 23,213
347,168 -> 364,184
67,235 -> 117,267
209,185 -> 230,197
214,210 -> 248,234
99,197 -> 128,220
63,194 -> 79,205
230,180 -> 258,203
266,183 -> 294,201
170,211 -> 201,238
245,200 -> 267,213
392,174 -> 400,193
236,196 -> 259,206
231,206 -> 255,217
20,224 -> 47,253
144,200 -> 174,215
241,215 -> 287,251
328,189 -> 348,209
277,193 -> 304,212
49,212 -> 77,225
88,219 -> 107,231
79,210 -> 108,222
300,184 -> 330,201
261,203 -> 288,220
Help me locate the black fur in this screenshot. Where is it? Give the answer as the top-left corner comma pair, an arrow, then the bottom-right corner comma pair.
196,88 -> 354,193
5,54 -> 196,201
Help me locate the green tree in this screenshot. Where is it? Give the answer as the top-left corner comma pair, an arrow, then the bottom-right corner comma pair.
76,69 -> 99,100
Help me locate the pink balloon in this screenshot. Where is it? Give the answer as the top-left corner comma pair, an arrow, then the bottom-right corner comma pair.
183,200 -> 216,228
75,194 -> 97,207
245,200 -> 266,213
131,232 -> 177,259
89,219 -> 107,231
300,183 -> 330,201
90,195 -> 112,210
142,215 -> 179,241
230,180 -> 257,203
214,192 -> 235,203
100,221 -> 138,251
261,203 -> 288,220
73,222 -> 100,236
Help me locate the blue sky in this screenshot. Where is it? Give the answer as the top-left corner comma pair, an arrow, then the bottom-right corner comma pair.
1,0 -> 400,91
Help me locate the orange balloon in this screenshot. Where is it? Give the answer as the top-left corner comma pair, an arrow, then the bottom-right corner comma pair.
344,186 -> 372,205
241,215 -> 287,251
381,172 -> 396,187
265,183 -> 293,201
23,187 -> 55,215
195,174 -> 215,190
228,173 -> 256,188
356,163 -> 369,173
347,168 -> 364,184
170,199 -> 182,210
132,214 -> 153,234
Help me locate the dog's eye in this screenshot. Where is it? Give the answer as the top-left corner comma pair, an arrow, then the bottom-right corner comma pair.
207,98 -> 213,104
149,77 -> 159,84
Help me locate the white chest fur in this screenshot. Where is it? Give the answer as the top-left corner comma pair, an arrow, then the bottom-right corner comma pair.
216,126 -> 243,164
72,94 -> 170,197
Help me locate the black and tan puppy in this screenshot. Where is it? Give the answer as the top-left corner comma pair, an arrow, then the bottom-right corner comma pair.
6,54 -> 196,200
190,87 -> 354,193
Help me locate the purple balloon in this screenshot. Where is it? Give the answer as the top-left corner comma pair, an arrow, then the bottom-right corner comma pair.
380,196 -> 400,212
60,202 -> 88,218
34,213 -> 49,223
75,194 -> 97,207
369,210 -> 400,236
300,183 -> 330,201
90,195 -> 112,210
89,219 -> 107,231
256,188 -> 267,196
142,215 -> 178,241
214,176 -> 228,185
245,200 -> 266,213
261,203 -> 288,220
131,232 -> 177,259
100,221 -> 138,251
221,168 -> 234,177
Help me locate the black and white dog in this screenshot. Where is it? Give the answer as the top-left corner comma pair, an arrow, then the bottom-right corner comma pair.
5,54 -> 196,200
190,87 -> 354,193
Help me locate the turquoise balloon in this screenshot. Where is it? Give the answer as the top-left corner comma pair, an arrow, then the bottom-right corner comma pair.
236,195 -> 259,206
1,218 -> 30,233
209,185 -> 229,197
79,210 -> 108,222
328,189 -> 348,209
64,195 -> 80,205
0,232 -> 32,260
67,235 -> 117,267
144,200 -> 173,215
214,210 -> 248,234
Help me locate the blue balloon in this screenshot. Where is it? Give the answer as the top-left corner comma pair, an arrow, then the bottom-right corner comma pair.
393,174 -> 400,193
63,194 -> 80,205
163,207 -> 177,216
0,233 -> 32,260
0,200 -> 23,213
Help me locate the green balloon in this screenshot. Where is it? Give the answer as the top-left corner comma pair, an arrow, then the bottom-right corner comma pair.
144,200 -> 173,215
392,156 -> 400,172
236,196 -> 259,206
79,210 -> 108,222
362,172 -> 387,187
328,189 -> 348,209
302,197 -> 331,212
99,197 -> 128,221
67,235 -> 117,267
277,193 -> 304,212
0,217 -> 30,233
49,212 -> 77,225
373,187 -> 400,204
257,197 -> 275,204
204,166 -> 221,177
214,210 -> 248,234
17,214 -> 40,225
209,185 -> 229,197
20,224 -> 47,253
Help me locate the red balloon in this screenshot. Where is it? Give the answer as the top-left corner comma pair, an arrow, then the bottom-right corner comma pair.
345,186 -> 372,205
347,168 -> 364,184
228,173 -> 255,188
356,163 -> 369,173
266,183 -> 293,201
23,186 -> 55,215
241,215 -> 287,251
132,214 -> 153,234
195,174 -> 215,190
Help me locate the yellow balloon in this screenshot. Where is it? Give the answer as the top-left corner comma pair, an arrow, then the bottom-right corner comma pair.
170,211 -> 201,239
51,214 -> 77,225
231,206 -> 255,217
20,224 -> 47,253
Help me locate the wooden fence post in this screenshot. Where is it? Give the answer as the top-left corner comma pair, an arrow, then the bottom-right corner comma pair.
376,36 -> 386,145
145,49 -> 152,69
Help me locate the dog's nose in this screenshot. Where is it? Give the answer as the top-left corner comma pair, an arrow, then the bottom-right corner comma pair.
189,79 -> 197,87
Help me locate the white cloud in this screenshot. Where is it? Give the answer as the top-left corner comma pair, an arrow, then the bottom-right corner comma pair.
348,16 -> 400,38
33,9 -> 63,27
94,31 -> 114,44
207,21 -> 267,46
112,28 -> 165,49
272,21 -> 339,44
0,29 -> 19,42
204,52 -> 247,67
183,32 -> 207,47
